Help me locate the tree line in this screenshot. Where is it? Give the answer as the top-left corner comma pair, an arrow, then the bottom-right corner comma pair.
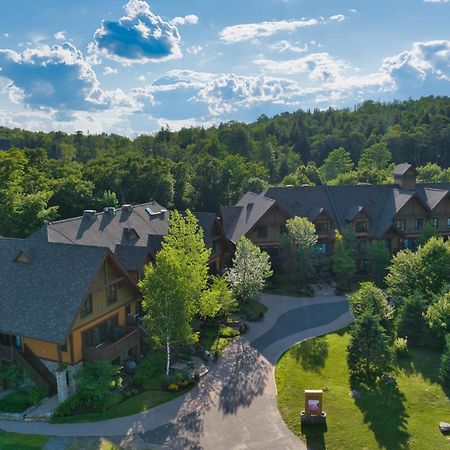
1,96 -> 450,238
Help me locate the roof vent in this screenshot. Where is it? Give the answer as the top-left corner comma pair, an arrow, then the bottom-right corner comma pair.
122,204 -> 133,213
301,184 -> 310,187
83,210 -> 97,220
103,206 -> 116,216
146,207 -> 167,219
285,184 -> 294,188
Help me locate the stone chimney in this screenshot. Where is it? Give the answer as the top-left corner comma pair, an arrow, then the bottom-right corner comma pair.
83,210 -> 97,220
121,204 -> 134,213
392,164 -> 417,190
103,206 -> 116,216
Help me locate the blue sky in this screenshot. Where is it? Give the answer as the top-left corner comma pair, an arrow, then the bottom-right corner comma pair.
0,0 -> 449,135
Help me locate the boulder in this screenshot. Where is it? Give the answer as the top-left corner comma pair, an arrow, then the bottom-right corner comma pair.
439,422 -> 450,433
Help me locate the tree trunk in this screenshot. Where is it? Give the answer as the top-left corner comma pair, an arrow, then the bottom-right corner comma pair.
166,339 -> 171,376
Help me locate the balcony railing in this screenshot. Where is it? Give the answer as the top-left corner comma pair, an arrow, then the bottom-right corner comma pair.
0,344 -> 14,362
83,327 -> 139,363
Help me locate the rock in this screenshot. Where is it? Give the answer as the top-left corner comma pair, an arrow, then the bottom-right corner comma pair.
349,390 -> 360,399
381,374 -> 397,385
439,422 -> 450,433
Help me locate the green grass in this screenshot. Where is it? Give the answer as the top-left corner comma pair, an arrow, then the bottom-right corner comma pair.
0,387 -> 46,413
200,324 -> 237,356
275,330 -> 450,450
51,388 -> 182,423
0,430 -> 48,450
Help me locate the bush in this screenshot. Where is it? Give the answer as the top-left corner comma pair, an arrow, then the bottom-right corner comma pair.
219,326 -> 239,339
133,353 -> 166,389
0,364 -> 27,389
160,371 -> 192,392
54,394 -> 83,417
394,337 -> 409,359
439,335 -> 450,388
396,294 -> 431,347
0,386 -> 45,413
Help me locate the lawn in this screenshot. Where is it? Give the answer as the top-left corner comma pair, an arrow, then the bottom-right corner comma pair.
275,330 -> 450,450
0,430 -> 48,450
51,388 -> 182,423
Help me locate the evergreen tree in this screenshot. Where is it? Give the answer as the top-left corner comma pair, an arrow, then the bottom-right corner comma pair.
347,313 -> 393,381
331,230 -> 355,292
366,240 -> 391,287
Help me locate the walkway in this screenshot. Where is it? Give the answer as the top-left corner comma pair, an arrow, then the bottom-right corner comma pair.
0,293 -> 353,450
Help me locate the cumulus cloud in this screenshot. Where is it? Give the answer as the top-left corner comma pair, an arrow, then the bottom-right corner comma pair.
270,40 -> 308,53
0,43 -> 134,111
54,31 -> 67,40
382,40 -> 450,94
219,18 -> 321,43
187,45 -> 203,55
255,52 -> 351,82
102,66 -> 118,75
424,0 -> 449,3
91,0 -> 182,65
329,14 -> 346,22
170,15 -> 199,26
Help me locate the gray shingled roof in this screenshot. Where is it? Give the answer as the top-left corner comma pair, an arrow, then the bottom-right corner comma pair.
0,238 -> 111,344
220,192 -> 275,244
392,163 -> 415,176
224,181 -> 450,242
31,203 -> 220,273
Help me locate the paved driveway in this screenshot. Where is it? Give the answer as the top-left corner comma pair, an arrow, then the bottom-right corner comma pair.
0,293 -> 353,450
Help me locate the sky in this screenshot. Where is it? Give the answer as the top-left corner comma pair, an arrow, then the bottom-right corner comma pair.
0,0 -> 450,136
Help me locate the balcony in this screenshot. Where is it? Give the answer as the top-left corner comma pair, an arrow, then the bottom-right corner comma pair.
83,326 -> 140,363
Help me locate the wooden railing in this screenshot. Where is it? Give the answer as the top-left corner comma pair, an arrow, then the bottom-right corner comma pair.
83,327 -> 139,363
0,344 -> 14,363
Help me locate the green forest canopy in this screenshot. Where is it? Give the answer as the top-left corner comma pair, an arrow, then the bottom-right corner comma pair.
1,96 -> 450,238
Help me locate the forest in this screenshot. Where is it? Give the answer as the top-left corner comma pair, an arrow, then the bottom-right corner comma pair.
1,95 -> 450,238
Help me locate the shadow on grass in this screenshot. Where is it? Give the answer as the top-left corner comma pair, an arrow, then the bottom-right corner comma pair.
398,347 -> 450,400
291,336 -> 329,373
300,422 -> 327,450
351,379 -> 410,450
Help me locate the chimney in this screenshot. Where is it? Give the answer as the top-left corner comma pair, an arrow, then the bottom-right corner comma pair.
160,209 -> 168,220
103,206 -> 116,216
121,204 -> 134,213
393,164 -> 417,190
83,210 -> 97,220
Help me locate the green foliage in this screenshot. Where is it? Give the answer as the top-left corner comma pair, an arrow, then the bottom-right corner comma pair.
331,230 -> 355,292
395,293 -> 430,347
439,335 -> 450,387
366,240 -> 391,287
199,276 -> 236,320
358,143 -> 392,172
0,364 -> 27,389
219,326 -> 239,339
54,362 -> 123,416
132,353 -> 166,390
386,250 -> 420,303
320,147 -> 354,182
0,386 -> 45,413
286,216 -> 318,248
425,291 -> 450,341
393,337 -> 409,359
227,237 -> 272,304
418,225 -> 437,246
417,162 -> 450,183
347,313 -> 393,381
348,282 -> 393,325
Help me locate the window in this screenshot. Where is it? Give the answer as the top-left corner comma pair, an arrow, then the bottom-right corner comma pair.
80,295 -> 93,319
61,341 -> 68,353
315,222 -> 329,235
82,315 -> 119,348
355,221 -> 368,233
106,284 -> 118,305
401,238 -> 417,250
414,218 -> 423,231
256,225 -> 268,239
211,239 -> 217,255
430,217 -> 439,229
316,242 -> 328,254
447,218 -> 450,230
396,219 -> 406,231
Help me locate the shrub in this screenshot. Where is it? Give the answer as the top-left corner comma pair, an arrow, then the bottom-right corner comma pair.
439,335 -> 450,388
219,326 -> 239,339
133,353 -> 166,389
0,364 -> 27,389
394,337 -> 409,359
0,386 -> 45,413
54,394 -> 83,417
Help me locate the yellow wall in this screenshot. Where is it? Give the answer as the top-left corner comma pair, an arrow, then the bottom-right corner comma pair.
246,206 -> 287,247
24,257 -> 137,365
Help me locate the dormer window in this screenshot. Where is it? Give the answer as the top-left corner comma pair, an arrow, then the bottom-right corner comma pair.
81,295 -> 93,319
355,221 -> 368,233
430,217 -> 439,229
396,219 -> 406,232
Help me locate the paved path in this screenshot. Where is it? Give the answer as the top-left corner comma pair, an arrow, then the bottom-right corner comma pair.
0,293 -> 353,450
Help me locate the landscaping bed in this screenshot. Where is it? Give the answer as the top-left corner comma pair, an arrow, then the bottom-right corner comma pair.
276,330 -> 450,450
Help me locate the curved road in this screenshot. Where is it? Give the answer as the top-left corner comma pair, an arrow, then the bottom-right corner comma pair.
0,293 -> 353,450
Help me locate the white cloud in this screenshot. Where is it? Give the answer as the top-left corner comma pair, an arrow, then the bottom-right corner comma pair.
54,31 -> 67,40
424,0 -> 449,3
170,14 -> 199,26
3,33 -> 9,38
219,18 -> 321,43
138,75 -> 146,81
270,40 -> 307,53
91,0 -> 182,65
187,45 -> 203,55
329,14 -> 346,22
254,52 -> 352,82
102,66 -> 118,75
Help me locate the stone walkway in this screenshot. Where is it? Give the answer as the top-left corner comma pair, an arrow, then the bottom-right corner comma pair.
0,293 -> 353,450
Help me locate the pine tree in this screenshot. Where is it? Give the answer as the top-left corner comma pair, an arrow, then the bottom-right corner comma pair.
331,230 -> 355,292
